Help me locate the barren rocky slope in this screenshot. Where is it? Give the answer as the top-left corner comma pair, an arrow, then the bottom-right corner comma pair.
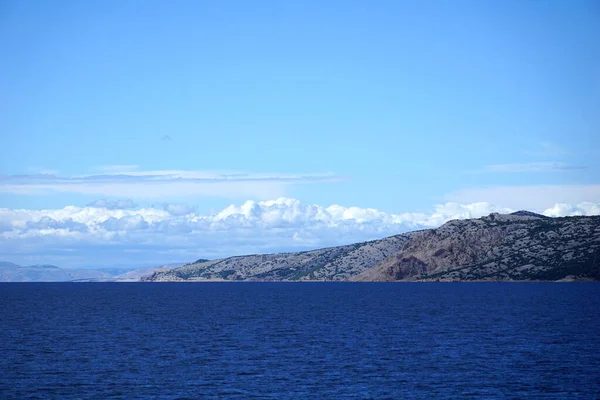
352,213 -> 600,281
142,235 -> 411,281
143,212 -> 600,282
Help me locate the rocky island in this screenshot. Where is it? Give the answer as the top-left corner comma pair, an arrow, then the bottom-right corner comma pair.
143,212 -> 600,282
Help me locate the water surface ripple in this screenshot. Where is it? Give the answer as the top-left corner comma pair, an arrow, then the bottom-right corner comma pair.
1,282 -> 599,399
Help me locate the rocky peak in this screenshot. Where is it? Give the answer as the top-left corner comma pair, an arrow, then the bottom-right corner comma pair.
510,210 -> 551,219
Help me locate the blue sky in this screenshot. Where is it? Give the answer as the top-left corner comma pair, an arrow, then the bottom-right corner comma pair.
1,1 -> 599,267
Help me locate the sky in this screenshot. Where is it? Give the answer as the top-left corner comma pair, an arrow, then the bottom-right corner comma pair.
1,0 -> 599,268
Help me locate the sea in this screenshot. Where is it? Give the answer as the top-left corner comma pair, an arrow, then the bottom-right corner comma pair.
1,282 -> 599,399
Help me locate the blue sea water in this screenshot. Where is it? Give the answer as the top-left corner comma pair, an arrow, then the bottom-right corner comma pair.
1,283 -> 599,399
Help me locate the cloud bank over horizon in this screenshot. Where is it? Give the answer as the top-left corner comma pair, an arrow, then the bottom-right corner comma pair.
1,197 -> 598,268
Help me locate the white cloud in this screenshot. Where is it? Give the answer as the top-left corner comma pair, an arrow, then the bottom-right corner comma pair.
542,202 -> 600,217
87,199 -> 137,209
0,169 -> 342,199
163,203 -> 195,216
1,197 -> 598,267
445,184 -> 600,211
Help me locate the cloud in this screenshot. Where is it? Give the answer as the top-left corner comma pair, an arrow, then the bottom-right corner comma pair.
0,170 -> 343,199
482,162 -> 585,173
100,215 -> 149,232
25,217 -> 88,232
1,197 -> 598,267
87,199 -> 138,209
445,184 -> 600,211
543,202 -> 600,217
163,203 -> 195,216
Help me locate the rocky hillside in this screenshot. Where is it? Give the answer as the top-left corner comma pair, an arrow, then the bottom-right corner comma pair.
352,213 -> 600,282
142,235 -> 411,282
143,212 -> 600,282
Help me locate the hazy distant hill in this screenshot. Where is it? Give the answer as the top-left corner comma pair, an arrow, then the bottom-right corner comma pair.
0,262 -> 183,282
0,262 -> 114,282
115,263 -> 183,281
144,212 -> 600,282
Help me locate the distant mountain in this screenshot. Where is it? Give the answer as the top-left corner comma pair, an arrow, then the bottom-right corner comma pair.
0,262 -> 113,282
114,263 -> 183,281
144,212 -> 600,282
94,267 -> 137,276
0,262 -> 184,282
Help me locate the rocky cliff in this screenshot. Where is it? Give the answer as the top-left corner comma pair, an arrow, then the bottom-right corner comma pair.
143,212 -> 600,282
352,212 -> 600,281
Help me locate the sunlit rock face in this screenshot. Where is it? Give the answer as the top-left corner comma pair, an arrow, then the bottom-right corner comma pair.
353,213 -> 600,282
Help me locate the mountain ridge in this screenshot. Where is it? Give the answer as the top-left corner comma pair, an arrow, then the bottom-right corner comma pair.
144,212 -> 600,282
142,234 -> 411,282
